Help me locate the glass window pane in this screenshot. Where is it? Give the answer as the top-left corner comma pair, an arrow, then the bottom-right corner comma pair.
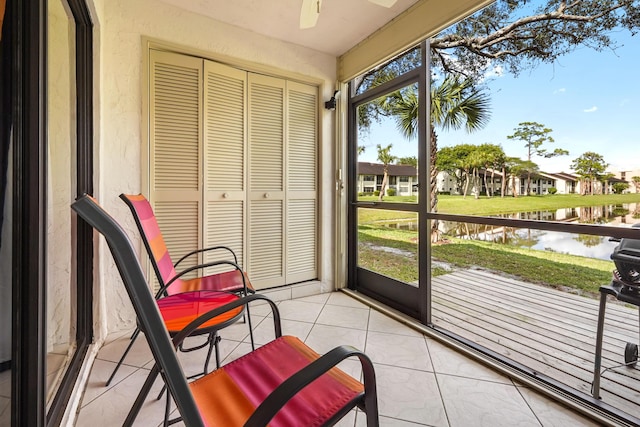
47,0 -> 76,403
356,83 -> 419,203
430,220 -> 640,416
357,208 -> 418,284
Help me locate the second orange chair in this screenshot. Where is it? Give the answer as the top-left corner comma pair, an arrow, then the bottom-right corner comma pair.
105,193 -> 255,386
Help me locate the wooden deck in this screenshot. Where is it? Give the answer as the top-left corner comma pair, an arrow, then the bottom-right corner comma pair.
432,269 -> 640,419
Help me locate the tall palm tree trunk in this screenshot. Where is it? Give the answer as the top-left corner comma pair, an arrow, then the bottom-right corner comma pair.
489,169 -> 495,197
430,128 -> 439,243
378,171 -> 388,201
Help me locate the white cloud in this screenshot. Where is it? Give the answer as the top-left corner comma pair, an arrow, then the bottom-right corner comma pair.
583,106 -> 598,113
484,65 -> 504,79
553,88 -> 566,94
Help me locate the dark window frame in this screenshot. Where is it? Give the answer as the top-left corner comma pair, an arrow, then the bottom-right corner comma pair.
9,0 -> 94,425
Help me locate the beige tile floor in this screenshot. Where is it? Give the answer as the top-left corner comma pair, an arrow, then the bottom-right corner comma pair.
76,292 -> 601,426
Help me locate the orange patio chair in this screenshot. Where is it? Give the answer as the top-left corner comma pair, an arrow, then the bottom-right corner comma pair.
72,194 -> 379,426
104,193 -> 255,386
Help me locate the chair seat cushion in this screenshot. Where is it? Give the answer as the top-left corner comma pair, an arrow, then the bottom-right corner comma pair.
190,335 -> 364,426
157,291 -> 243,333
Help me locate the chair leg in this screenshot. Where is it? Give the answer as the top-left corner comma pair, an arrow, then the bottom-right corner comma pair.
246,305 -> 255,351
204,332 -> 221,372
105,328 -> 141,386
123,365 -> 161,427
157,384 -> 167,401
163,387 -> 172,427
156,333 -> 221,402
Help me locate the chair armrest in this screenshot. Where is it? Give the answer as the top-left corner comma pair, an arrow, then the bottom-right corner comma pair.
173,245 -> 238,268
155,259 -> 248,299
171,294 -> 282,347
245,346 -> 379,427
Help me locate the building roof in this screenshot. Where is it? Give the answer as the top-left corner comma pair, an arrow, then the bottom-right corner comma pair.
539,172 -> 579,182
358,162 -> 417,176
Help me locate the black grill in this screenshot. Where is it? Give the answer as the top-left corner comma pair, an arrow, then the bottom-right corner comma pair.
612,223 -> 640,287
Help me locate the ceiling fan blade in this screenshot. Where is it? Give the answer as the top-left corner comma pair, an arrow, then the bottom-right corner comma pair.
368,0 -> 397,7
300,0 -> 322,29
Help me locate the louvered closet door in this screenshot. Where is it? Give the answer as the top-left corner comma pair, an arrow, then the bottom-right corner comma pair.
286,82 -> 318,283
149,50 -> 203,290
248,74 -> 285,288
203,61 -> 247,273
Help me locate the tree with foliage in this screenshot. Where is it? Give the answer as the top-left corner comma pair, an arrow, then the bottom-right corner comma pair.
376,144 -> 397,201
612,182 -> 630,194
437,144 -> 476,194
438,145 -> 471,196
430,0 -> 640,81
355,0 -> 640,237
507,122 -> 568,195
503,157 -> 538,197
599,172 -> 616,194
465,147 -> 487,199
397,156 -> 417,167
571,151 -> 609,195
476,143 -> 506,198
632,176 -> 640,192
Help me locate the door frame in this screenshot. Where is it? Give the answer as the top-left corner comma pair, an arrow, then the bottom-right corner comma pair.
346,40 -> 431,324
9,0 -> 94,425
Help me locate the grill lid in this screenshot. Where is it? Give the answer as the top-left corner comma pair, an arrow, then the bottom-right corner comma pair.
611,223 -> 640,286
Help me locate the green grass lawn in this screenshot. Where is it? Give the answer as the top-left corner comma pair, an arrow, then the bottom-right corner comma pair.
358,227 -> 613,296
359,193 -> 640,217
356,193 -> 640,296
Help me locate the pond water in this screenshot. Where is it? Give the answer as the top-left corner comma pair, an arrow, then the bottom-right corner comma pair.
382,203 -> 640,261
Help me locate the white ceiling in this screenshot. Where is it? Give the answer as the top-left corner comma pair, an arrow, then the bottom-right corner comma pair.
158,0 -> 421,56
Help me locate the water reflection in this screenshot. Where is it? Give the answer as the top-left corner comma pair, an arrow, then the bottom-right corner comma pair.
382,203 -> 639,260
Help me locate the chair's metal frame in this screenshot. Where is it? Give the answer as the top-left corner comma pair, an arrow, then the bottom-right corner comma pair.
104,194 -> 255,387
72,195 -> 379,426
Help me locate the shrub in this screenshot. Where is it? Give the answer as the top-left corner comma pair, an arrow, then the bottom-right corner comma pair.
548,187 -> 558,195
387,188 -> 397,196
373,190 -> 380,196
612,182 -> 630,194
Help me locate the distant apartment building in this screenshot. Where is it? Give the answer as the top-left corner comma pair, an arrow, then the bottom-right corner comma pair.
357,162 -> 418,196
357,162 -> 631,197
438,170 -> 578,196
613,169 -> 640,193
542,172 -> 578,194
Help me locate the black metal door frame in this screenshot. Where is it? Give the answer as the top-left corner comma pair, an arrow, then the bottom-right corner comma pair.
347,40 -> 431,324
8,0 -> 94,425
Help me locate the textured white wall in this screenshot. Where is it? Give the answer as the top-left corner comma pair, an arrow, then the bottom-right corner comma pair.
94,0 -> 338,333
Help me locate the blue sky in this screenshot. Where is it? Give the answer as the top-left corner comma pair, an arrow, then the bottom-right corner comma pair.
358,28 -> 640,174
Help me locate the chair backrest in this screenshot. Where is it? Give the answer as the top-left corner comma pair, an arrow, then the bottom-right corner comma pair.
71,195 -> 204,426
119,193 -> 184,295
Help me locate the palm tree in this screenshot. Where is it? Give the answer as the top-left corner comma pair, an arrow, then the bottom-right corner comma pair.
376,144 -> 396,201
388,75 -> 491,241
476,143 -> 505,198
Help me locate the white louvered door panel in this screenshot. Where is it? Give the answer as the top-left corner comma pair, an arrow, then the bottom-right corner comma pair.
155,200 -> 199,282
286,82 -> 318,282
149,50 -> 203,291
248,74 -> 285,288
203,61 -> 247,274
